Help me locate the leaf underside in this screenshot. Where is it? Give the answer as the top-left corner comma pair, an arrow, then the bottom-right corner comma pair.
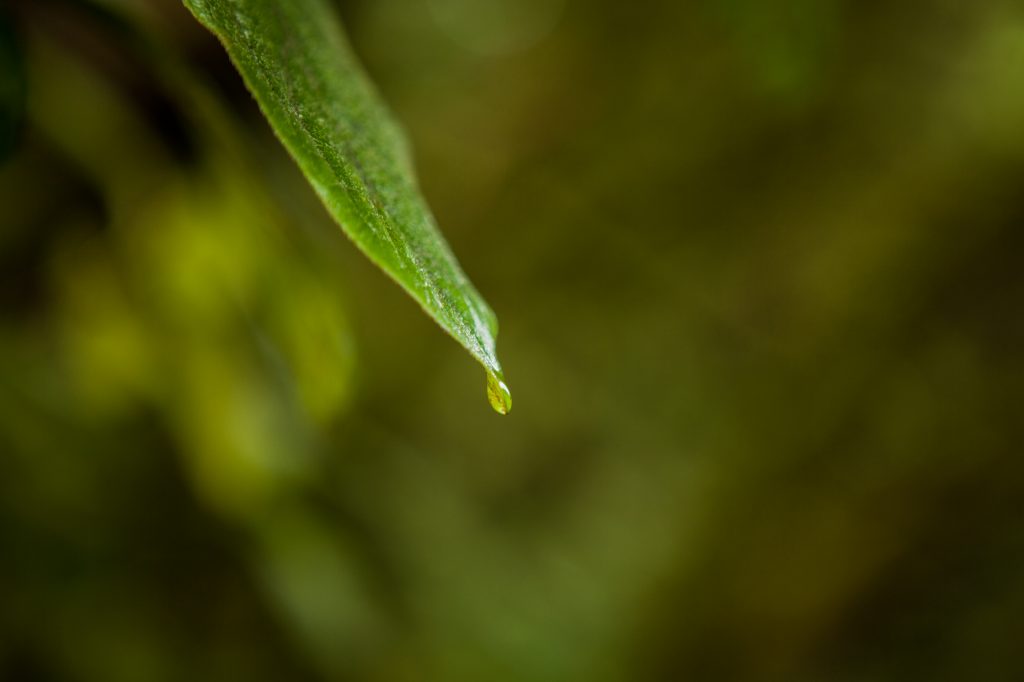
182,0 -> 508,411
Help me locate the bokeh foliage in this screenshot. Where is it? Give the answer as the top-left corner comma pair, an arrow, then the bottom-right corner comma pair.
2,0 -> 1024,681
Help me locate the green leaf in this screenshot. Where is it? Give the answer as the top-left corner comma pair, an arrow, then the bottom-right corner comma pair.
182,0 -> 510,413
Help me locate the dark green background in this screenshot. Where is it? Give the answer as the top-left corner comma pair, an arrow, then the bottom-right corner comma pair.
2,0 -> 1023,680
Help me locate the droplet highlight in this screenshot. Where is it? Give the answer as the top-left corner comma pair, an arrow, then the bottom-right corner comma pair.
486,371 -> 512,415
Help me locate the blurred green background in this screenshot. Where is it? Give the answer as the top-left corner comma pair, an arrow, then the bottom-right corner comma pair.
2,0 -> 1024,680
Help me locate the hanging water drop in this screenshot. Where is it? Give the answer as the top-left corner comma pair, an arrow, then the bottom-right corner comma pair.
486,371 -> 512,415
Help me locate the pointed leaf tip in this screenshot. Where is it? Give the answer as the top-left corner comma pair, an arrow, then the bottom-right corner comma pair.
182,0 -> 508,410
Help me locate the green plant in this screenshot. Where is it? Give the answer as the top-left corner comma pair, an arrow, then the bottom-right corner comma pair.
183,0 -> 510,413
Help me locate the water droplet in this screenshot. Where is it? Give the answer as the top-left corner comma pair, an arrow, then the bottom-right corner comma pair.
486,371 -> 512,415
